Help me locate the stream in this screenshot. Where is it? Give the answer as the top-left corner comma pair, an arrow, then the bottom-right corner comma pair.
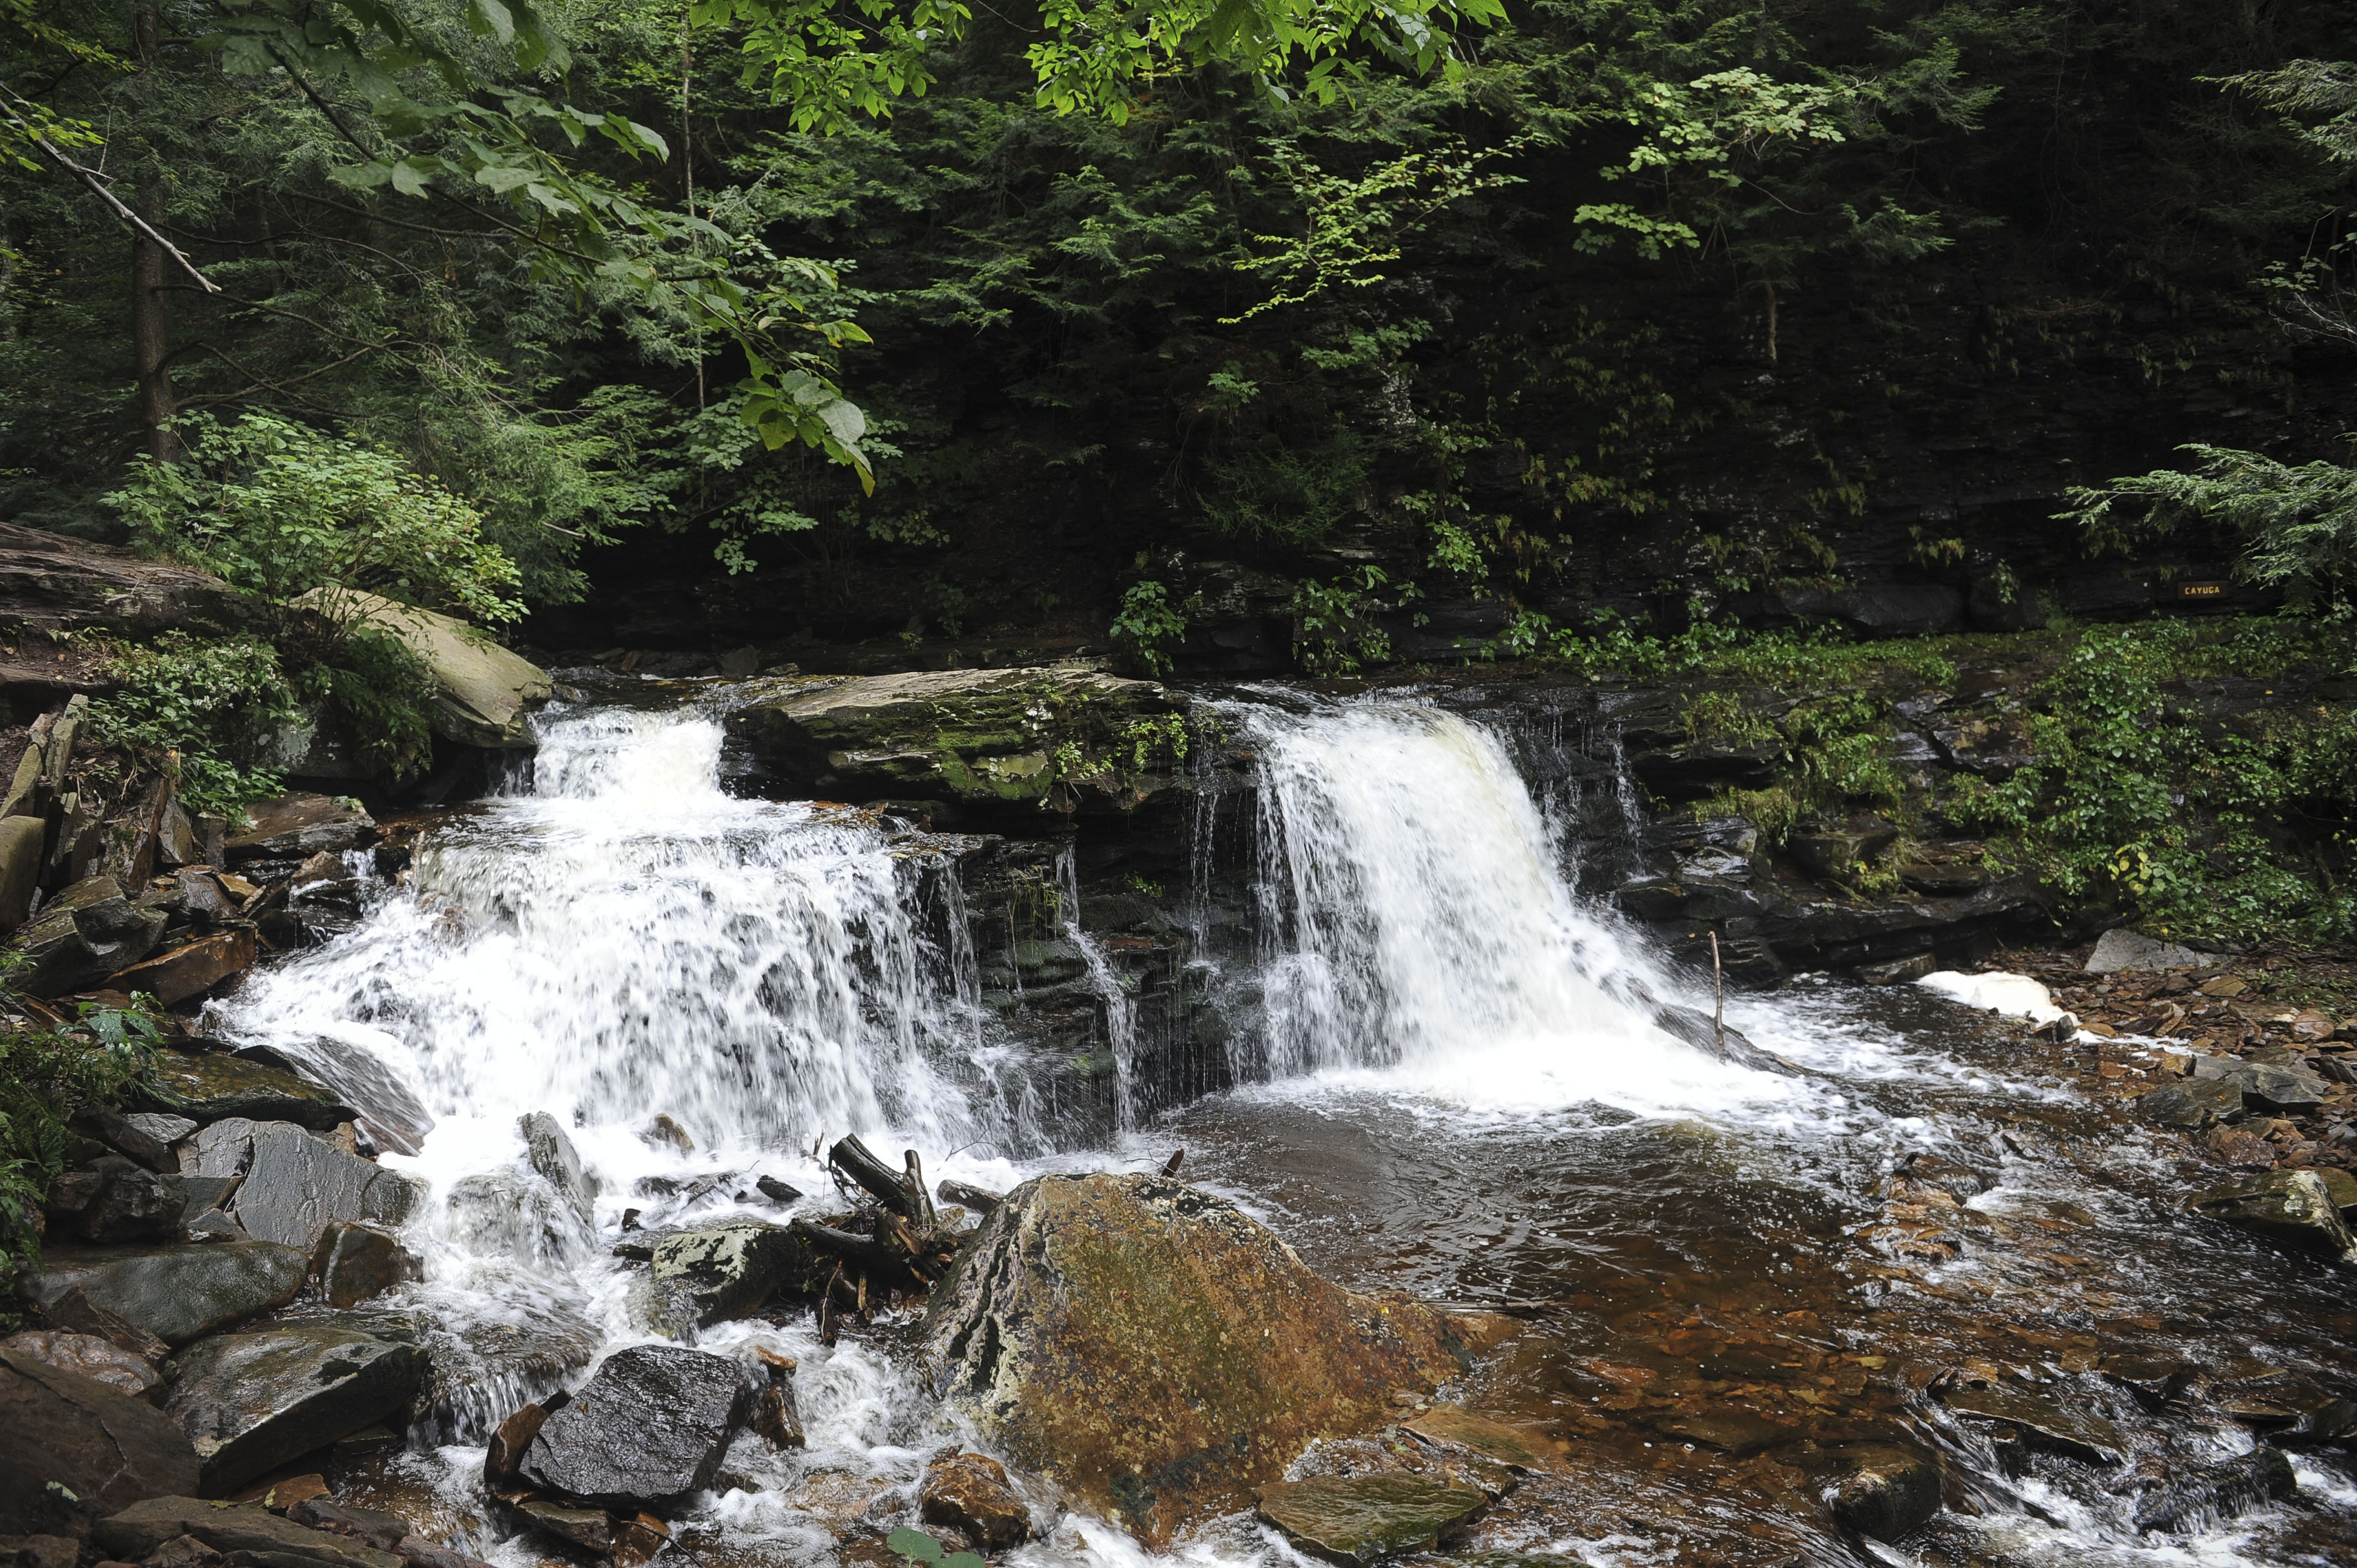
204,678 -> 2357,1568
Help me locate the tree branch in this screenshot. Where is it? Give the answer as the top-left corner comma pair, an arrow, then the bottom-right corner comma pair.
0,86 -> 220,295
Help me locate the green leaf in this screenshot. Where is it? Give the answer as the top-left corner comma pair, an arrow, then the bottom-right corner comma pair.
884,1530 -> 943,1564
389,158 -> 435,197
473,164 -> 538,193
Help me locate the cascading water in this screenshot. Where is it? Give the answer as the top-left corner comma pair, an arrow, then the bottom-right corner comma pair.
194,681 -> 2355,1568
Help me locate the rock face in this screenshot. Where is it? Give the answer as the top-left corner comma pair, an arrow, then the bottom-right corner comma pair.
0,523 -> 246,638
224,1122 -> 421,1255
1254,1475 -> 1487,1566
0,1347 -> 199,1536
923,1174 -> 1505,1544
517,1345 -> 759,1508
25,1241 -> 307,1346
919,1451 -> 1031,1551
225,794 -> 374,864
14,874 -> 166,996
164,1325 -> 429,1493
291,590 -> 552,749
725,667 -> 1187,815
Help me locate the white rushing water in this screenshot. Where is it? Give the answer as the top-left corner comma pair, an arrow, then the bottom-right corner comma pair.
200,684 -> 2346,1568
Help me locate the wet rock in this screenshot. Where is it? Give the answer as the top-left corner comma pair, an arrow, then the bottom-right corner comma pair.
519,1112 -> 598,1224
640,1115 -> 693,1153
919,1451 -> 1031,1551
140,1054 -> 354,1131
0,1347 -> 199,1536
2099,1353 -> 2196,1408
726,667 -> 1188,814
1647,1410 -> 1795,1457
25,1241 -> 307,1346
55,1157 -> 178,1244
509,1499 -> 609,1555
0,1330 -> 162,1399
645,1220 -> 815,1330
228,1123 -> 421,1256
0,1534 -> 78,1568
2191,1055 -> 2329,1113
1817,1444 -> 1941,1542
749,1373 -> 805,1451
2188,1169 -> 2357,1260
443,1167 -> 589,1272
923,1173 -> 1509,1546
484,1393 -> 566,1486
1399,1409 -> 1558,1472
16,875 -> 166,996
107,929 -> 256,1007
754,1174 -> 802,1206
91,1499 -> 398,1568
517,1344 -> 760,1508
2137,1076 -> 2243,1128
164,1325 -> 429,1493
390,1296 -> 599,1445
2086,928 -> 2224,973
1937,1385 -> 2124,1463
290,591 -> 550,749
2132,1447 -> 2296,1533
1254,1475 -> 1486,1566
225,795 -> 374,865
312,1222 -> 419,1309
95,1112 -> 196,1172
275,1029 -> 434,1158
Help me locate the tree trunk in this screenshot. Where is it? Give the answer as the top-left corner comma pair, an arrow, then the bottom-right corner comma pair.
131,2 -> 177,465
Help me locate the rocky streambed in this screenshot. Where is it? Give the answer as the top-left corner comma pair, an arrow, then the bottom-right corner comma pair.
7,668 -> 2357,1568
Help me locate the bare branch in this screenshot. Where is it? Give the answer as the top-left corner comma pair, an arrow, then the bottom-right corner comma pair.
0,86 -> 220,293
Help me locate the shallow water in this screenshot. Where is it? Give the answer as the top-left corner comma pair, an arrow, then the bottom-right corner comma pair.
209,682 -> 2357,1568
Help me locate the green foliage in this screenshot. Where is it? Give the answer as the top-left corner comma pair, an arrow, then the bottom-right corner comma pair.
109,412 -> 526,623
0,997 -> 169,1291
1109,580 -> 1193,677
1291,567 -> 1418,675
2062,440 -> 2357,617
87,635 -> 295,821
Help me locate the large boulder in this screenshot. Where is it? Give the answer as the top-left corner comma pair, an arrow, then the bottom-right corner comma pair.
0,1330 -> 162,1399
24,1241 -> 307,1347
516,1344 -> 759,1509
164,1325 -> 428,1493
724,667 -> 1188,814
0,1347 -> 199,1536
140,1055 -> 356,1129
922,1174 -> 1509,1545
225,793 -> 374,864
641,1220 -> 816,1332
90,1498 -> 398,1568
221,1122 -> 421,1256
290,590 -> 550,749
13,874 -> 166,996
107,927 -> 256,1007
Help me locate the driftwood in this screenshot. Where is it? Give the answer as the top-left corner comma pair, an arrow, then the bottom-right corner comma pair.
828,1133 -> 921,1218
938,1178 -> 1002,1214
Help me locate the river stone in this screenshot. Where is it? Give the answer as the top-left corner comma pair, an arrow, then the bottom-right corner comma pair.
0,1348 -> 199,1536
517,1344 -> 759,1508
1818,1443 -> 1941,1541
312,1222 -> 419,1309
229,1122 -> 421,1255
289,590 -> 550,749
648,1220 -> 815,1329
15,874 -> 167,996
225,793 -> 375,864
445,1167 -> 590,1272
2132,1447 -> 2296,1533
1254,1475 -> 1486,1565
0,1330 -> 161,1398
1649,1409 -> 1794,1457
2138,1076 -> 2243,1128
922,1173 -> 1509,1546
519,1112 -> 598,1223
26,1241 -> 306,1346
2188,1169 -> 2357,1259
2086,927 -> 2223,973
919,1451 -> 1031,1550
165,1325 -> 429,1493
1937,1385 -> 2124,1463
140,1054 -> 356,1130
724,667 -> 1187,811
95,1111 -> 197,1170
90,1499 -> 399,1568
1400,1408 -> 1558,1472
107,928 -> 257,1007
2191,1054 -> 2330,1112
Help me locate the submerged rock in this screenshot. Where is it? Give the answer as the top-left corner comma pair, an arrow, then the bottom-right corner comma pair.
1254,1474 -> 1486,1566
922,1173 -> 1510,1545
1398,1408 -> 1558,1473
2132,1447 -> 2297,1534
25,1241 -> 307,1346
2188,1169 -> 2357,1260
164,1325 -> 428,1493
1937,1385 -> 2124,1463
1814,1444 -> 1941,1542
517,1344 -> 759,1509
0,1346 -> 199,1537
444,1167 -> 590,1271
919,1451 -> 1032,1551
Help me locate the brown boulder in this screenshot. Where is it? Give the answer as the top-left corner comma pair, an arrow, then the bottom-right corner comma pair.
225,795 -> 373,865
0,1347 -> 199,1536
922,1175 -> 1511,1545
0,1331 -> 162,1399
919,1451 -> 1031,1551
108,929 -> 256,1007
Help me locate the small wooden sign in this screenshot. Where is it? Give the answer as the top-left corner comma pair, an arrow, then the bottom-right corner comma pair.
2175,581 -> 2227,600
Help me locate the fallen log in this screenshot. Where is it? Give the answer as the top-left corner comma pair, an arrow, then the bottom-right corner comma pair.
938,1178 -> 1002,1214
829,1133 -> 921,1218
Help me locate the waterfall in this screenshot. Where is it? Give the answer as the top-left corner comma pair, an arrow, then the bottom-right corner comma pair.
1233,699 -> 1731,1106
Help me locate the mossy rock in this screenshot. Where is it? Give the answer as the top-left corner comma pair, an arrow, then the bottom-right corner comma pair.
725,667 -> 1188,814
1255,1474 -> 1488,1565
